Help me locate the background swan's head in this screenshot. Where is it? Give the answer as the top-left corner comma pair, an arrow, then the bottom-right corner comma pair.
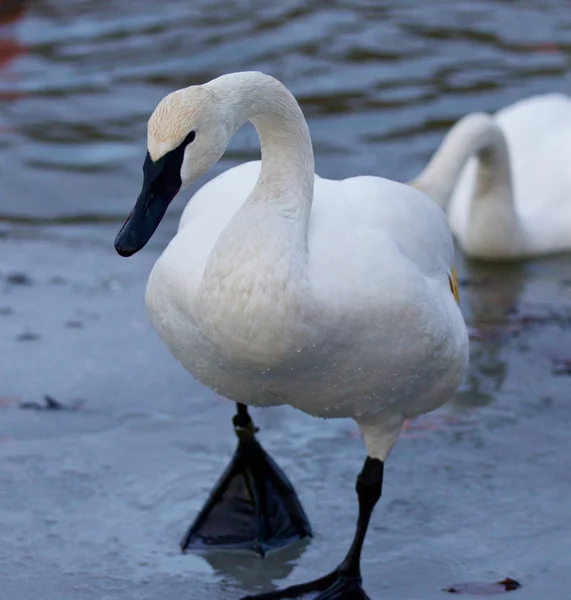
114,84 -> 231,257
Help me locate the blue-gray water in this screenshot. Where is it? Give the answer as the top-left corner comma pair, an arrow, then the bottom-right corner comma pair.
1,1 -> 571,599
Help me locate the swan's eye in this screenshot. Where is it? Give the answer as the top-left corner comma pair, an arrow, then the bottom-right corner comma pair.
185,131 -> 196,145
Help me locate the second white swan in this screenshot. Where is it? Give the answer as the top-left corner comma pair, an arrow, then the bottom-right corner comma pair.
412,94 -> 571,261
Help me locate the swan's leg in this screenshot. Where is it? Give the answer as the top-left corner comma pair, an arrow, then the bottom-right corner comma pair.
240,456 -> 384,599
180,402 -> 312,556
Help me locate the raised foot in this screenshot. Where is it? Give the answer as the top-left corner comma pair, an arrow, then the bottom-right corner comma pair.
180,404 -> 312,556
240,571 -> 371,600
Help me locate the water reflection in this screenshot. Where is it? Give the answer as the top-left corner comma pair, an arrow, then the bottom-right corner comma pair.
452,259 -> 528,410
451,252 -> 571,415
202,539 -> 310,594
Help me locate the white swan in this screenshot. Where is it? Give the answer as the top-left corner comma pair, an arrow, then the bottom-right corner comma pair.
115,71 -> 468,599
411,94 -> 571,260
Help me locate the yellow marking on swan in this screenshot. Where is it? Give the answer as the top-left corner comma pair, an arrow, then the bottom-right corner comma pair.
448,266 -> 460,304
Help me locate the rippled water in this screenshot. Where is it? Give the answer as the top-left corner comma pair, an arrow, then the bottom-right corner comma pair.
2,0 -> 571,223
2,2 -> 571,599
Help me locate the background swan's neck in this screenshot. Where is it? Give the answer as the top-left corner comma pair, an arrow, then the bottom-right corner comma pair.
411,112 -> 513,211
207,72 -> 314,226
412,112 -> 529,259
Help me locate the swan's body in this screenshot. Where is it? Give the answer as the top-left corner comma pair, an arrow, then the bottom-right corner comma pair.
412,94 -> 571,260
136,71 -> 468,460
115,72 -> 468,597
150,159 -> 466,440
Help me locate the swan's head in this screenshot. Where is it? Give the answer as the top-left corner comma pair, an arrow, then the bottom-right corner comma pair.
115,85 -> 231,257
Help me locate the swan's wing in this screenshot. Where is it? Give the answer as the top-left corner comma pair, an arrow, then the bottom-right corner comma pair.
175,162 -> 455,289
306,175 -> 465,411
495,93 -> 571,150
309,175 -> 456,310
169,165 -> 456,318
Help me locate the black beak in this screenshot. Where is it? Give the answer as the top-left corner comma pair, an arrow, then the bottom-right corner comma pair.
115,150 -> 183,257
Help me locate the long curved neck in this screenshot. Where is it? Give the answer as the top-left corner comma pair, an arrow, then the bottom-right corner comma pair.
207,72 -> 314,229
196,73 -> 316,365
412,112 -> 513,211
412,113 -> 529,258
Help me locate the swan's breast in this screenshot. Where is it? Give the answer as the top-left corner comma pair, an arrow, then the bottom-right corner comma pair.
193,234 -> 319,367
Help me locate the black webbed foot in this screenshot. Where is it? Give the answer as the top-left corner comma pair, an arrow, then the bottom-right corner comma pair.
180,403 -> 312,556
